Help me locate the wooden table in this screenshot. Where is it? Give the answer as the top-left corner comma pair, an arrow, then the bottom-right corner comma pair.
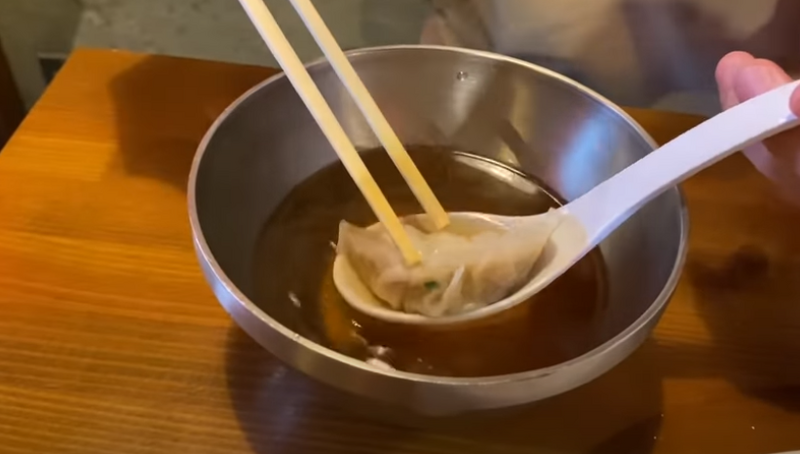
2,49 -> 800,454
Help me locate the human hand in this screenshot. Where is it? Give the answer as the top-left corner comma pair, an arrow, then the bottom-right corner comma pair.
716,51 -> 800,204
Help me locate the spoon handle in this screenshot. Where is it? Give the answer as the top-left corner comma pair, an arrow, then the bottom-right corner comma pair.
568,80 -> 800,246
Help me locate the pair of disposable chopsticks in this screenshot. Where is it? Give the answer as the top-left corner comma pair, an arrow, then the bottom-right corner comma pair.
237,0 -> 449,265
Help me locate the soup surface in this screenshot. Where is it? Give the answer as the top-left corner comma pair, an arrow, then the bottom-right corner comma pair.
253,146 -> 608,377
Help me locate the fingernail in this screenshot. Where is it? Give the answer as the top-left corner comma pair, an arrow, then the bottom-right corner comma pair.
736,64 -> 790,100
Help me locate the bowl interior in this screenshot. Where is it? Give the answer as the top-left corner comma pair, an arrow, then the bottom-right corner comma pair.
193,47 -> 685,380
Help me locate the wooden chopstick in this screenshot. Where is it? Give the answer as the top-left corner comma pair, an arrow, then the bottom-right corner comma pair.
237,0 -> 422,265
287,0 -> 450,230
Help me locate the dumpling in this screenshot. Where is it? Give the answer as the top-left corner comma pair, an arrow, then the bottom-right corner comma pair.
336,211 -> 561,317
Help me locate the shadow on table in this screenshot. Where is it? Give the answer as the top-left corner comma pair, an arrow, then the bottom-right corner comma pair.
224,325 -> 664,454
108,55 -> 276,191
655,154 -> 800,417
687,243 -> 800,413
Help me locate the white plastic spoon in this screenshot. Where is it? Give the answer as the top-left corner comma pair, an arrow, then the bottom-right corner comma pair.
334,80 -> 800,325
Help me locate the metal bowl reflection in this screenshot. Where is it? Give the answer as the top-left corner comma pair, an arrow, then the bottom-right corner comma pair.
189,45 -> 688,416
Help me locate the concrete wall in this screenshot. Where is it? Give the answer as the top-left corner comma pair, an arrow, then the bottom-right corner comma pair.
1,0 -> 430,108
0,0 -> 82,109
76,0 -> 430,66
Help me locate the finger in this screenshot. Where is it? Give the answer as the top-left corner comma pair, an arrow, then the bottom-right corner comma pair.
732,58 -> 792,102
747,109 -> 800,193
790,84 -> 800,117
747,134 -> 800,206
716,51 -> 755,109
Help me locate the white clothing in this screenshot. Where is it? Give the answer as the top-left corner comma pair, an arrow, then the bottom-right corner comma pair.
423,0 -> 800,114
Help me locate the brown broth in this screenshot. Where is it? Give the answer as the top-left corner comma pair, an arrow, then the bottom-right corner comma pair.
253,146 -> 608,377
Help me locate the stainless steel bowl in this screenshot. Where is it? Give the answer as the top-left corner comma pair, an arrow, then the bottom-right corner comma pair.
189,45 -> 688,416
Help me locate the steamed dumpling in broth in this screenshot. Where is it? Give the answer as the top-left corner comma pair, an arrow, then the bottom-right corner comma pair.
336,212 -> 561,317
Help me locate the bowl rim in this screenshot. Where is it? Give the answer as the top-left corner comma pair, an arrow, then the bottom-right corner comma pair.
188,44 -> 690,386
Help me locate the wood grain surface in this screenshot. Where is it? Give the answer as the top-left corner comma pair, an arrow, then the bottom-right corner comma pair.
1,49 -> 800,454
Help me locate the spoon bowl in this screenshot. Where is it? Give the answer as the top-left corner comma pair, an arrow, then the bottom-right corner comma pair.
335,79 -> 800,325
333,209 -> 585,325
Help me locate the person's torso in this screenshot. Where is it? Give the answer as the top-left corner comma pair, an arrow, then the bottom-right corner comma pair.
425,0 -> 799,114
